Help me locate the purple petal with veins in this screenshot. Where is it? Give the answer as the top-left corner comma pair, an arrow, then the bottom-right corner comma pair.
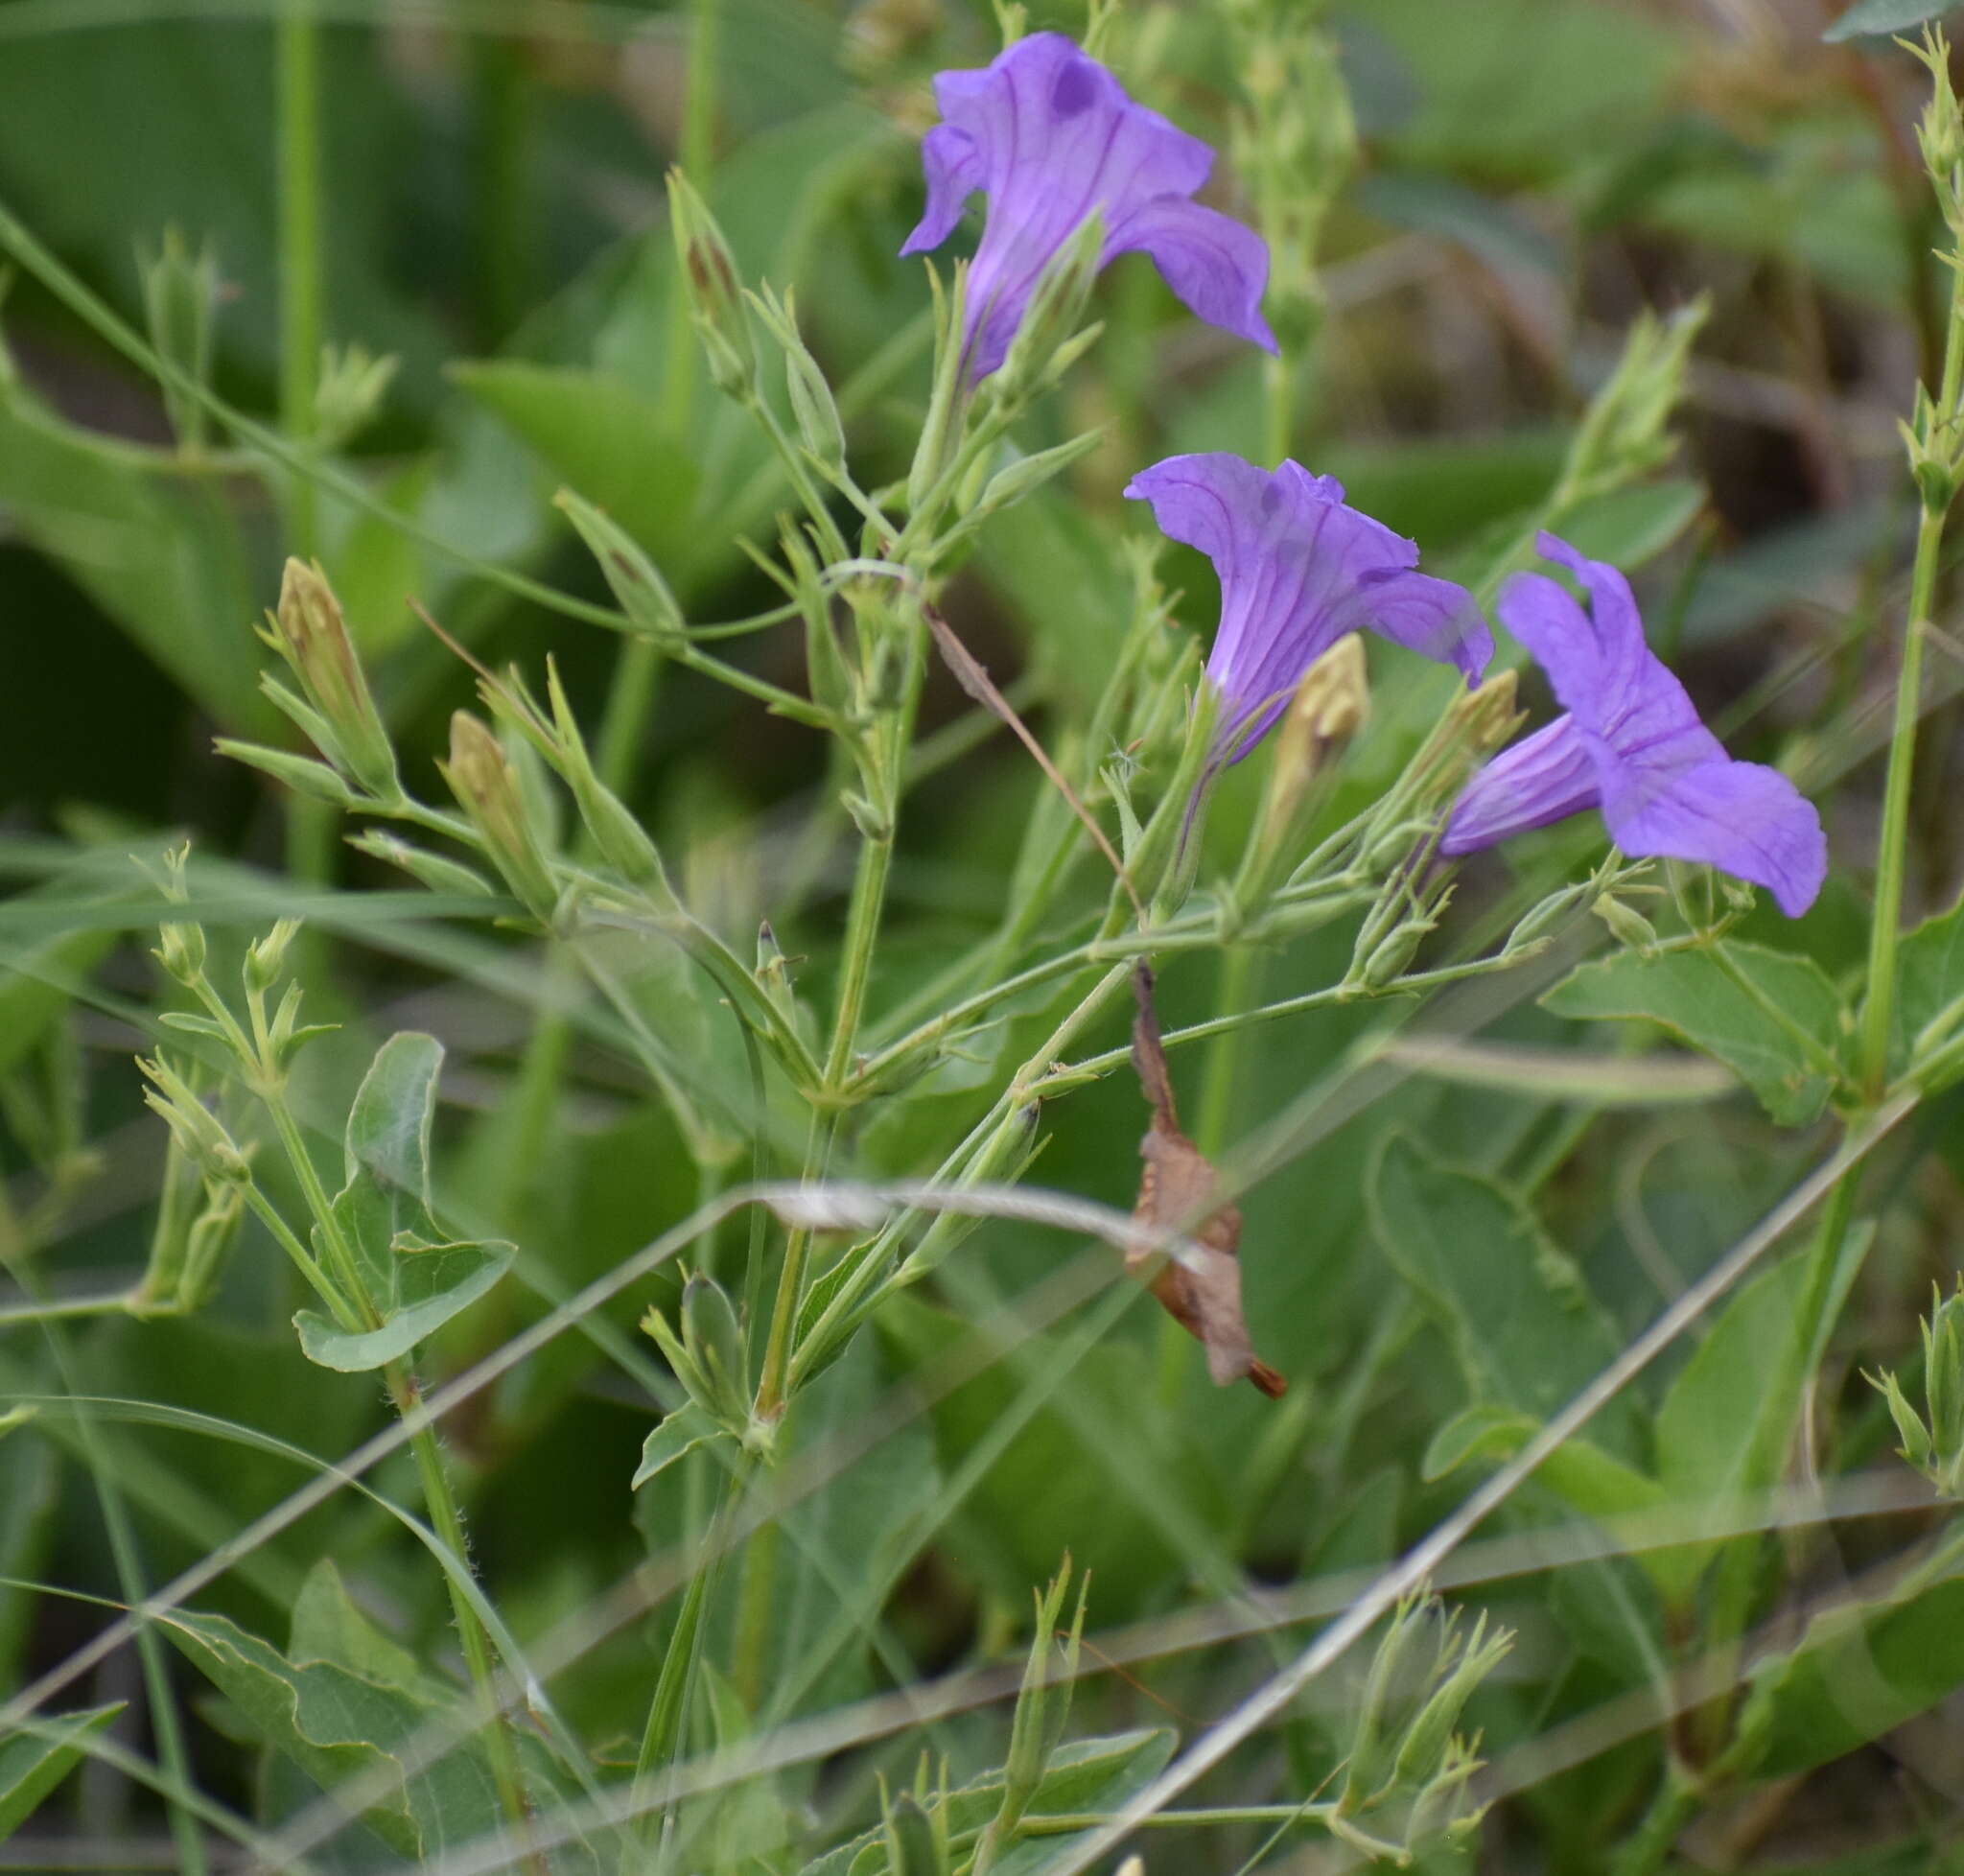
900,34 -> 1275,380
1440,531 -> 1826,917
1124,453 -> 1492,761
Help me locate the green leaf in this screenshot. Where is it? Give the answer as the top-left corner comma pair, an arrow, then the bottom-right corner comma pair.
1541,943 -> 1847,1126
1740,1569 -> 1964,1776
1890,885 -> 1964,1090
0,927 -> 114,1078
447,364 -> 700,568
292,1033 -> 514,1372
294,1237 -> 514,1373
0,1703 -> 121,1842
1654,1253 -> 1813,1517
0,390 -> 268,733
1823,0 -> 1954,40
1556,478 -> 1706,569
1368,1135 -> 1633,1439
633,1401 -> 728,1489
873,1295 -> 1230,1616
1423,1403 -> 1697,1607
159,1607 -> 503,1856
288,1558 -> 433,1696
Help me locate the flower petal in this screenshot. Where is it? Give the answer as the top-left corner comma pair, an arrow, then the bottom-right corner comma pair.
1439,715 -> 1600,856
900,34 -> 1270,380
1592,743 -> 1828,918
900,125 -> 986,257
1107,194 -> 1276,355
1123,452 -> 1277,565
1336,567 -> 1493,687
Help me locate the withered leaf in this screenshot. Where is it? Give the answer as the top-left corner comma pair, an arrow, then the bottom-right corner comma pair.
924,604 -> 1142,919
1129,961 -> 1286,1398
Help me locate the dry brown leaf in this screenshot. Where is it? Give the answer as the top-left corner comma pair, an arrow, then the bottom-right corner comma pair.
924,604 -> 1143,920
1129,961 -> 1286,1398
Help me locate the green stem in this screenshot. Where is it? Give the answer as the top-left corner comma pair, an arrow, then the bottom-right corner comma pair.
386,1365 -> 540,1868
662,0 -> 723,436
595,637 -> 665,803
1021,1804 -> 1334,1833
472,36 -> 531,350
752,1110 -> 839,1421
263,1096 -> 371,1321
1193,944 -> 1263,1160
276,0 -> 321,558
1860,505 -> 1942,1095
632,1459 -> 748,1848
255,1091 -> 538,1855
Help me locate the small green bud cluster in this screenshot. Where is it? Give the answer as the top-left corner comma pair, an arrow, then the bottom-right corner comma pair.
1555,301 -> 1709,511
132,1137 -> 245,1318
138,226 -> 219,454
1226,0 -> 1355,359
1335,1592 -> 1512,1858
1868,1282 -> 1964,1497
974,1559 -> 1087,1873
136,1052 -> 251,1187
642,1270 -> 772,1456
1340,679 -> 1521,993
314,342 -> 398,451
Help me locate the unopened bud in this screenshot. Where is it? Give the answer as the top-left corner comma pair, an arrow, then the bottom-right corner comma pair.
999,1562 -> 1085,1832
540,664 -> 672,897
268,559 -> 399,799
668,168 -> 756,397
216,739 -> 359,808
244,920 -> 302,994
1269,635 -> 1368,809
881,1792 -> 945,1876
1924,1282 -> 1964,1464
554,491 -> 687,645
1504,880 -> 1590,956
314,343 -> 398,449
1344,1595 -> 1438,1808
133,1164 -> 244,1317
137,1055 -> 249,1184
970,431 -> 1103,520
1356,899 -> 1445,991
348,829 -> 496,899
1391,1613 -> 1511,1792
1869,1365 -> 1935,1477
1911,30 -> 1964,210
440,712 -> 560,921
1593,893 -> 1658,958
139,226 -> 219,452
769,292 -> 847,473
681,1271 -> 749,1415
155,920 -> 206,988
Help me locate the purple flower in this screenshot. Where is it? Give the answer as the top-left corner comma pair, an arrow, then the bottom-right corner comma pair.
900,33 -> 1275,382
1440,533 -> 1826,917
1124,453 -> 1493,759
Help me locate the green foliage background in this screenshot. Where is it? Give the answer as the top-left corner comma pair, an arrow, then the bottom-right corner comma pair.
4,0 -> 1964,1871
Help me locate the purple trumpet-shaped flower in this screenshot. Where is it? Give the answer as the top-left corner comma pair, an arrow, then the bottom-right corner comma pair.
900,33 -> 1275,382
1125,453 -> 1493,759
1440,532 -> 1826,917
